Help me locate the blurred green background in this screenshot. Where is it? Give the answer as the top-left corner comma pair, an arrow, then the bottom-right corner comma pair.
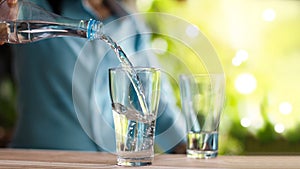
0,0 -> 300,155
137,0 -> 300,155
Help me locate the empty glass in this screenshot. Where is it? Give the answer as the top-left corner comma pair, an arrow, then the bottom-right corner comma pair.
179,73 -> 225,159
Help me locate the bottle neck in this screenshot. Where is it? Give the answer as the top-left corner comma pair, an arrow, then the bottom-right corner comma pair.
55,18 -> 104,40
86,19 -> 103,40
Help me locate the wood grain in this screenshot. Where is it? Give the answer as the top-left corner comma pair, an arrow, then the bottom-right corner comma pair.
0,149 -> 299,169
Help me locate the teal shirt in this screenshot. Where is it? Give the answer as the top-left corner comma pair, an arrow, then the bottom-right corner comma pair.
10,0 -> 186,152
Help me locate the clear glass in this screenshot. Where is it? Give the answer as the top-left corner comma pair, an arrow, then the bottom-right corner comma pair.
179,73 -> 225,159
109,67 -> 161,166
0,0 -> 103,43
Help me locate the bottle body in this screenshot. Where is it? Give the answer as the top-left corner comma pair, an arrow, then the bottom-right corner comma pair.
2,19 -> 103,44
0,0 -> 103,44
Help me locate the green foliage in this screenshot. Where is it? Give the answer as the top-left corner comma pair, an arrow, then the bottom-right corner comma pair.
0,77 -> 17,147
0,78 -> 17,128
144,0 -> 300,155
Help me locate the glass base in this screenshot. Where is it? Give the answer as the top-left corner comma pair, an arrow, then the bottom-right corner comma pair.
187,149 -> 218,159
117,157 -> 153,166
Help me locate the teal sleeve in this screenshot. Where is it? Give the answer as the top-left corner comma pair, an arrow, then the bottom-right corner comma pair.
10,0 -> 186,152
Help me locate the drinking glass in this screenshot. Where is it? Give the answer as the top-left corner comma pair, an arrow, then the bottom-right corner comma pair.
179,73 -> 225,159
109,67 -> 161,166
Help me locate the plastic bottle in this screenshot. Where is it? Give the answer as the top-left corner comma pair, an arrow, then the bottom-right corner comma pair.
0,0 -> 103,44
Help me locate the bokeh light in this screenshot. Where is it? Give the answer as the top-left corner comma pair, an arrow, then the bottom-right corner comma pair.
274,123 -> 285,133
185,24 -> 199,38
262,8 -> 276,22
232,49 -> 249,66
151,37 -> 168,54
234,73 -> 257,94
241,117 -> 251,128
279,102 -> 292,115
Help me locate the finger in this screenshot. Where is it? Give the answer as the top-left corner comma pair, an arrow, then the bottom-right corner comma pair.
7,0 -> 17,4
7,0 -> 17,7
0,23 -> 8,44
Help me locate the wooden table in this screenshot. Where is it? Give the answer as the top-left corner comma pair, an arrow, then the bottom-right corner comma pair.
0,149 -> 299,169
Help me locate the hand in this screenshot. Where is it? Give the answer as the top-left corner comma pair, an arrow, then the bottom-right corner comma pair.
0,23 -> 9,45
82,0 -> 111,19
0,0 -> 18,45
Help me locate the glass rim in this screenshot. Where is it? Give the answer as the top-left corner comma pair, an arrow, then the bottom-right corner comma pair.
109,66 -> 160,72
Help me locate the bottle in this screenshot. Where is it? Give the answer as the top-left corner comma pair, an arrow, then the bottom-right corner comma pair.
0,0 -> 103,44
